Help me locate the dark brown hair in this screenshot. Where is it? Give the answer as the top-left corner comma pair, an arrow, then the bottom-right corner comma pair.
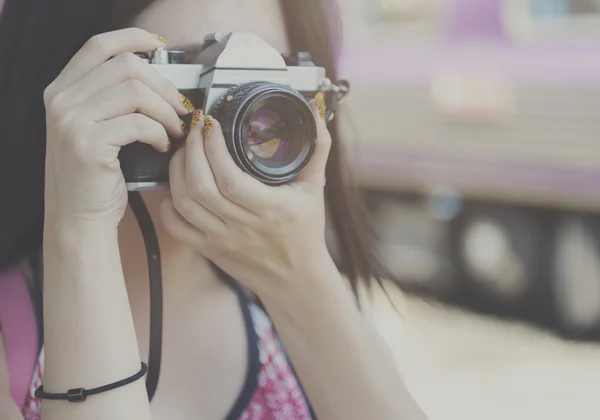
0,0 -> 390,295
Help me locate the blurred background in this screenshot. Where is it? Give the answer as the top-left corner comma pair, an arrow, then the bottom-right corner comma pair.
335,0 -> 600,418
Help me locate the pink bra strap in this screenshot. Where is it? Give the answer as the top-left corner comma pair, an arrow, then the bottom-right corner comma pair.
0,266 -> 39,410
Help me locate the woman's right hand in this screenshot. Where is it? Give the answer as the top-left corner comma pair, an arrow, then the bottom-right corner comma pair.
43,28 -> 192,230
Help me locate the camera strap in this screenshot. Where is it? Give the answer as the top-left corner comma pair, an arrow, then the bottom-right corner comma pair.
128,191 -> 163,402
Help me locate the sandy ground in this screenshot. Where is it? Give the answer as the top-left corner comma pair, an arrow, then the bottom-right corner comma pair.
368,284 -> 600,420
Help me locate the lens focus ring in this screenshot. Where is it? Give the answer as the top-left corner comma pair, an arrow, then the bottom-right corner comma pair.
209,82 -> 317,185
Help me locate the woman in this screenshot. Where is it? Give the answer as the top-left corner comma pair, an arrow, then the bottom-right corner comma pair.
0,0 -> 427,419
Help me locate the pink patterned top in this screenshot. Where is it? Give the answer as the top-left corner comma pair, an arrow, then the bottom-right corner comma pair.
20,300 -> 315,420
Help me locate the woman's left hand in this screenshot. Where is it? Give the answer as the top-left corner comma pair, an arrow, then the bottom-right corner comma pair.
160,95 -> 333,301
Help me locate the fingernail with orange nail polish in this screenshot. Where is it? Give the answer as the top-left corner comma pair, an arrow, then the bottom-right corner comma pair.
190,109 -> 203,129
203,115 -> 214,136
180,94 -> 196,113
316,92 -> 325,120
180,119 -> 186,132
165,139 -> 171,153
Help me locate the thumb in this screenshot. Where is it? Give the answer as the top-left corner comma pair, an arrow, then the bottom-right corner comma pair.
297,93 -> 332,187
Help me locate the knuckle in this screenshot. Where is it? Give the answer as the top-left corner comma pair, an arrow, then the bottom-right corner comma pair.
85,34 -> 109,56
117,52 -> 143,78
46,90 -> 68,114
174,196 -> 195,215
44,87 -> 68,116
130,113 -> 150,133
125,79 -> 145,96
189,181 -> 217,203
219,177 -> 239,199
43,82 -> 57,105
221,236 -> 239,252
202,222 -> 222,238
131,115 -> 159,142
55,111 -> 80,136
202,233 -> 216,246
287,211 -> 302,225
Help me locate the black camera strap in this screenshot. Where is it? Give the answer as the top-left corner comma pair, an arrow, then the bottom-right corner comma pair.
128,191 -> 163,402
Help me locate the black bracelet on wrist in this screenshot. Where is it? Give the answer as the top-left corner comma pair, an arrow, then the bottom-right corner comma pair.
34,362 -> 148,402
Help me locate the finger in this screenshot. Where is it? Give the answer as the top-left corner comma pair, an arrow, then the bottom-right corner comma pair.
159,198 -> 209,250
79,79 -> 185,138
296,93 -> 332,187
51,28 -> 167,93
95,113 -> 170,152
202,115 -> 276,212
168,146 -> 226,234
185,113 -> 257,221
61,52 -> 189,115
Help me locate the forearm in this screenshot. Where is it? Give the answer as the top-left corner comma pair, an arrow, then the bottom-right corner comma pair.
41,223 -> 150,420
263,255 -> 427,420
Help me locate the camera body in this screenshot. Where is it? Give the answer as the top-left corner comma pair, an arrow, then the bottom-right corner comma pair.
121,32 -> 330,191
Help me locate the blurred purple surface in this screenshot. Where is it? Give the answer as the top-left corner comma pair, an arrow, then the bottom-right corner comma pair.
446,0 -> 507,41
341,41 -> 600,85
341,0 -> 600,85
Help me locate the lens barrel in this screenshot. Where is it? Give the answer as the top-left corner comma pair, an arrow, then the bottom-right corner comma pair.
210,82 -> 317,185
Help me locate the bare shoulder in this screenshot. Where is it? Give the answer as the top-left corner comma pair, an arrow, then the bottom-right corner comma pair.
0,336 -> 25,420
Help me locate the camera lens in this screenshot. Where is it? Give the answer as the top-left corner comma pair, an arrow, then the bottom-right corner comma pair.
247,108 -> 291,161
210,82 -> 317,185
244,98 -> 306,169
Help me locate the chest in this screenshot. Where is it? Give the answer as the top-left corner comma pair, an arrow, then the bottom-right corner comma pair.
131,281 -> 250,420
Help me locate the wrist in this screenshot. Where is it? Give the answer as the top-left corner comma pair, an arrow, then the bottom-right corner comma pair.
44,218 -> 118,249
261,248 -> 350,319
43,220 -> 120,273
43,222 -> 124,291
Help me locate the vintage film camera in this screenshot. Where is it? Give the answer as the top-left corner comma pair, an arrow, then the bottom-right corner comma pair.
121,32 -> 349,190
